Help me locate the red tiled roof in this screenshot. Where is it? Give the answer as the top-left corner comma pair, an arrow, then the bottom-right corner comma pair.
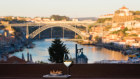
121,40 -> 126,42
7,56 -> 27,64
121,26 -> 125,29
121,6 -> 128,9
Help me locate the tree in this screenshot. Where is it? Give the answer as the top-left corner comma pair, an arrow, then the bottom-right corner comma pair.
97,18 -> 112,23
132,11 -> 140,15
50,15 -> 70,21
5,16 -> 13,21
95,36 -> 102,43
48,39 -> 69,63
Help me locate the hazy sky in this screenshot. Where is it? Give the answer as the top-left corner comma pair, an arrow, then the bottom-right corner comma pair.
0,0 -> 139,18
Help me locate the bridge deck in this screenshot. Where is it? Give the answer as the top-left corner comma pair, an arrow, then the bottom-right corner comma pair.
44,39 -> 83,41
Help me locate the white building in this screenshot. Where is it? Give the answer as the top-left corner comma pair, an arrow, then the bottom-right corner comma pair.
131,43 -> 140,47
99,14 -> 114,19
72,18 -> 79,22
42,18 -> 50,22
109,26 -> 121,32
0,30 -> 5,36
125,21 -> 140,29
118,6 -> 133,16
34,17 -> 42,20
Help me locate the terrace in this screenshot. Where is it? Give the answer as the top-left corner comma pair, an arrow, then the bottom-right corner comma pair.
0,64 -> 140,79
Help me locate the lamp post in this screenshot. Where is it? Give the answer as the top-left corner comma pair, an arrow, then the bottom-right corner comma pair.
75,44 -> 84,64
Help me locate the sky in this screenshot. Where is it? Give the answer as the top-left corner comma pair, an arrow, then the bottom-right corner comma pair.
0,0 -> 140,18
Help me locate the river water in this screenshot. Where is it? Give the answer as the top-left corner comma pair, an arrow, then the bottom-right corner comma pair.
11,39 -> 128,63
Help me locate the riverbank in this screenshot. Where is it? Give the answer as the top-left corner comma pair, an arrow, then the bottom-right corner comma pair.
77,40 -> 140,57
101,43 -> 140,57
66,40 -> 126,53
0,39 -> 34,55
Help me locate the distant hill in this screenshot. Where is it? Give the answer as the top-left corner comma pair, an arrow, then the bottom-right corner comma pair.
75,17 -> 98,21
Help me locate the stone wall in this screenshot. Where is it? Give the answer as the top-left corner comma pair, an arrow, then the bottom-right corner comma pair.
112,16 -> 134,23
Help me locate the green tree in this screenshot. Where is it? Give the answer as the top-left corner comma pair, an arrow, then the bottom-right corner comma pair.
48,39 -> 69,63
50,15 -> 70,21
97,18 -> 112,23
134,18 -> 140,21
132,11 -> 140,15
95,36 -> 102,43
5,16 -> 13,21
130,34 -> 138,37
104,25 -> 112,31
122,27 -> 128,34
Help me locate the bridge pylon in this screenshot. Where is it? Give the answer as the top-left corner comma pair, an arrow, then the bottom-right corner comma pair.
26,24 -> 29,39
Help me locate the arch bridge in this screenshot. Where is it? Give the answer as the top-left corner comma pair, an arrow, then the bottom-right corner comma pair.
9,22 -> 93,40
29,24 -> 87,39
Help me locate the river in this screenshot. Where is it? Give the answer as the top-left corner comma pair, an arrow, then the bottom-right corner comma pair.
11,39 -> 128,63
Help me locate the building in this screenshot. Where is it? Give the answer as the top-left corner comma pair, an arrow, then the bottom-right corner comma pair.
0,54 -> 27,64
6,56 -> 27,64
0,21 -> 9,25
124,20 -> 140,29
0,30 -> 5,36
25,17 -> 32,21
42,18 -> 50,22
51,18 -> 55,21
72,18 -> 79,22
5,25 -> 14,34
109,26 -> 121,32
99,14 -> 114,19
112,6 -> 134,23
0,53 -> 33,64
0,29 -> 10,37
118,6 -> 133,16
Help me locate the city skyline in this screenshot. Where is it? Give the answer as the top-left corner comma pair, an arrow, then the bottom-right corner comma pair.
0,0 -> 140,18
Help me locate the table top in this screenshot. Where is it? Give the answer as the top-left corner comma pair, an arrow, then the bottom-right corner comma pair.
43,74 -> 71,78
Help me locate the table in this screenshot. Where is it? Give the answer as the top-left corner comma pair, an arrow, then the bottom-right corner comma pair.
43,74 -> 71,79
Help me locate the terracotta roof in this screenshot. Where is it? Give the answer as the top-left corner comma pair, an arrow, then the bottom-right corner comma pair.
110,39 -> 115,40
7,56 -> 27,64
135,38 -> 140,41
121,26 -> 125,29
121,40 -> 126,42
121,6 -> 128,9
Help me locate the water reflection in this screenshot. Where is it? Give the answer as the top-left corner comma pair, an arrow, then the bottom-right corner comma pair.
11,39 -> 128,63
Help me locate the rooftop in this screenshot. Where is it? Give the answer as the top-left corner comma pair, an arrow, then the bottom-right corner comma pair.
120,6 -> 128,9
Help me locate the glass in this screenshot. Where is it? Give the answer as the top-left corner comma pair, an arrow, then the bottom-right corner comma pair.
64,61 -> 72,75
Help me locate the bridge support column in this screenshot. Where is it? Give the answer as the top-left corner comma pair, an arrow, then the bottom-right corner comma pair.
26,24 -> 29,39
63,26 -> 64,39
51,27 -> 53,39
86,27 -> 89,33
75,25 -> 77,39
39,23 -> 40,39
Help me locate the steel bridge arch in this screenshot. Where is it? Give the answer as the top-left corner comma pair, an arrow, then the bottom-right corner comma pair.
29,25 -> 86,39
